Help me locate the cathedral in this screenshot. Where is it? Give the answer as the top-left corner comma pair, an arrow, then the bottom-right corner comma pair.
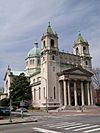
3,23 -> 94,110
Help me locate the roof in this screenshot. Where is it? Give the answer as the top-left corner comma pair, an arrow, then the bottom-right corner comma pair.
76,32 -> 86,43
27,41 -> 40,58
11,70 -> 29,77
47,22 -> 54,34
57,66 -> 93,77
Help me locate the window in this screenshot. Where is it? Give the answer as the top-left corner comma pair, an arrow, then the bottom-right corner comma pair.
26,61 -> 28,66
43,87 -> 45,98
52,55 -> 55,60
83,46 -> 87,53
43,40 -> 46,48
86,61 -> 88,65
38,59 -> 40,65
34,89 -> 36,100
76,47 -> 79,55
33,79 -> 35,83
30,60 -> 33,65
39,87 -> 41,100
53,66 -> 55,71
51,39 -> 54,47
54,86 -> 56,99
33,59 -> 34,64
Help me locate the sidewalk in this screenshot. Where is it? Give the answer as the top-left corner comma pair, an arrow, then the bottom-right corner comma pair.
0,116 -> 38,125
0,108 -> 100,125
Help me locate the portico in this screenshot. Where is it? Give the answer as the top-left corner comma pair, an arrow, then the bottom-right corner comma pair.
58,67 -> 93,107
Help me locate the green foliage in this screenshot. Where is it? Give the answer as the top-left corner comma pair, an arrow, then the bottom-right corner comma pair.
10,73 -> 32,105
0,98 -> 9,106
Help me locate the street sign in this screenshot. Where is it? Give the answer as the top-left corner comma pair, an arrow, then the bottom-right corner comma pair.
20,100 -> 25,106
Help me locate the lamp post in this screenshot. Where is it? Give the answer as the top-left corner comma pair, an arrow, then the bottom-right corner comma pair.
9,97 -> 12,122
41,77 -> 48,112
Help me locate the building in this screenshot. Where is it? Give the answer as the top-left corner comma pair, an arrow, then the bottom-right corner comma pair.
3,23 -> 93,110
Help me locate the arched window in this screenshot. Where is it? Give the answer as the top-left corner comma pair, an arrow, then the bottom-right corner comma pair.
26,61 -> 28,66
30,59 -> 33,65
86,61 -> 88,65
83,46 -> 87,53
37,59 -> 40,65
53,66 -> 55,71
43,40 -> 46,48
52,55 -> 55,60
33,59 -> 34,64
76,47 -> 79,55
51,39 -> 54,47
34,89 -> 36,100
39,87 -> 41,100
43,87 -> 45,98
54,86 -> 56,99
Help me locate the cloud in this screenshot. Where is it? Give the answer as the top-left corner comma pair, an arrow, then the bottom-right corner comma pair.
0,0 -> 100,87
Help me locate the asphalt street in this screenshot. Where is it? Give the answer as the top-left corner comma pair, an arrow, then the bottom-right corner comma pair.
0,114 -> 100,133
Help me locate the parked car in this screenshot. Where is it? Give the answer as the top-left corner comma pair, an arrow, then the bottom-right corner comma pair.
0,106 -> 10,116
15,107 -> 28,112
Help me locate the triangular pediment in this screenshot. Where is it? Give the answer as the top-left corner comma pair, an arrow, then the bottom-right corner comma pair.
71,69 -> 86,74
57,67 -> 93,77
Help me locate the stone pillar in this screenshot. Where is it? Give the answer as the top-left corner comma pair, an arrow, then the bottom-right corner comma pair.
64,80 -> 67,106
81,81 -> 84,106
74,81 -> 77,106
59,81 -> 63,106
87,81 -> 90,105
90,82 -> 93,105
68,80 -> 71,106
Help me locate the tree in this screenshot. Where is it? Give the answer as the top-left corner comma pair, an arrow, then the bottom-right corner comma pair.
10,73 -> 32,106
92,68 -> 100,89
0,98 -> 9,106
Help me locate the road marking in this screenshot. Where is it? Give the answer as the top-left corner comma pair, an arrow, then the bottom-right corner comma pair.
48,122 -> 71,127
65,124 -> 90,130
74,125 -> 99,131
83,127 -> 100,133
56,122 -> 77,128
32,127 -> 62,133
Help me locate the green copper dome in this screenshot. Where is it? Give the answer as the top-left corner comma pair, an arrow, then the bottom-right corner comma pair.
27,41 -> 40,58
76,32 -> 85,43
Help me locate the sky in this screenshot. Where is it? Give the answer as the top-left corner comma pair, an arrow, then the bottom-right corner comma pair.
0,0 -> 100,87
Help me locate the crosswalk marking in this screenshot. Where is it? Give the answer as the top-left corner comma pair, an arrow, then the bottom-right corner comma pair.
56,122 -> 76,128
32,127 -> 62,133
83,127 -> 100,133
65,124 -> 90,130
39,121 -> 100,133
48,122 -> 70,127
74,125 -> 99,131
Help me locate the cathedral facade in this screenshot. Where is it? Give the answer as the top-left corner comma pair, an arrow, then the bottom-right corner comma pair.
3,23 -> 93,110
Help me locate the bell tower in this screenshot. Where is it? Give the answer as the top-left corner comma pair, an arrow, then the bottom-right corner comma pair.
41,23 -> 60,108
73,32 -> 92,71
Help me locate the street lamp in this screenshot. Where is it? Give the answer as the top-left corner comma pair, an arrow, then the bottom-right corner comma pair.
9,97 -> 12,122
41,77 -> 48,112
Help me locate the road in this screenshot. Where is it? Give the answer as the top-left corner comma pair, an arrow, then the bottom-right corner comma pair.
0,114 -> 100,133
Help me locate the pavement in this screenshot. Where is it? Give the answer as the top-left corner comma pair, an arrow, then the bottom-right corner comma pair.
0,107 -> 100,125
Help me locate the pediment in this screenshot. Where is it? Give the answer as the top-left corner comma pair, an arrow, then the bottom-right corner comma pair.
57,67 -> 93,77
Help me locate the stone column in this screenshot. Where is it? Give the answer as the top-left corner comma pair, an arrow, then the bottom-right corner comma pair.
59,81 -> 63,106
81,81 -> 84,106
87,81 -> 90,105
90,82 -> 93,105
68,80 -> 71,106
64,80 -> 67,106
74,81 -> 77,106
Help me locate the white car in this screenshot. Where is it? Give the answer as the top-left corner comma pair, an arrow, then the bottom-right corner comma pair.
16,108 -> 28,112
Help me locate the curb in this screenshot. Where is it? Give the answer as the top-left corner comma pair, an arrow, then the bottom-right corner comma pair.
0,119 -> 38,125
